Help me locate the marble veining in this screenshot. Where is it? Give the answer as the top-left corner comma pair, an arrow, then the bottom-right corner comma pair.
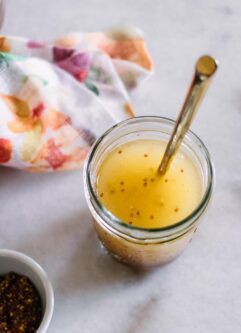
126,296 -> 159,333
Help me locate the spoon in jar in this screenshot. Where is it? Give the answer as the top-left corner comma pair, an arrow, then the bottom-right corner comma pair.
158,55 -> 218,175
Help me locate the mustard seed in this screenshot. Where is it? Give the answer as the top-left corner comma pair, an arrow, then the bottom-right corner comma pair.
0,272 -> 42,332
100,192 -> 104,197
118,150 -> 122,154
144,154 -> 148,157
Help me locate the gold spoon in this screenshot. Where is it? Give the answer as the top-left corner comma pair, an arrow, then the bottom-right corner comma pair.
158,55 -> 218,175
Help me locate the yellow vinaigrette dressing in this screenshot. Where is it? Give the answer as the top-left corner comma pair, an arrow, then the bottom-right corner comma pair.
96,139 -> 202,228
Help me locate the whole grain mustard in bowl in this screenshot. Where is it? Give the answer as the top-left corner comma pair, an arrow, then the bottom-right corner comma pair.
0,249 -> 54,332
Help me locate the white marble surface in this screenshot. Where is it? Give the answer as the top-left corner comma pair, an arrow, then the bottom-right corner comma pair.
1,0 -> 241,332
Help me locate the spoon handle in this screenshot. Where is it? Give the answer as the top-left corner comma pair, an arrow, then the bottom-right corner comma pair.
158,55 -> 218,175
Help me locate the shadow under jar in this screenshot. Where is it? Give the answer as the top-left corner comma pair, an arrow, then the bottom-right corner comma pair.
84,116 -> 214,269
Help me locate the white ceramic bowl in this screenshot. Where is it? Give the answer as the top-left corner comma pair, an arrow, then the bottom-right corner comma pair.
0,249 -> 54,333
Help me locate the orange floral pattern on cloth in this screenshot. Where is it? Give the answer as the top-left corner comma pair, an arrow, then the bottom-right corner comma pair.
0,138 -> 12,163
0,36 -> 11,53
0,27 -> 152,172
55,27 -> 153,71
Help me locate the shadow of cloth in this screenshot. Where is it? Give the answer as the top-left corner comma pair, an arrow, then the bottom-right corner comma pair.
0,165 -> 77,188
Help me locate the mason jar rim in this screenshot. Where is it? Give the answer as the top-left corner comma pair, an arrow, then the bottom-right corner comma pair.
84,116 -> 214,240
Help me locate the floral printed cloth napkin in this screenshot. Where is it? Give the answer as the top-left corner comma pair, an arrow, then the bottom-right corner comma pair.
0,27 -> 152,172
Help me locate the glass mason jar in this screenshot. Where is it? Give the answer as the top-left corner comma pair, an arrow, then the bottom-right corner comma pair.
83,116 -> 214,269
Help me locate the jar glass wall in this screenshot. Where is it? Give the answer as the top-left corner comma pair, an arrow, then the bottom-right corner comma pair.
84,117 -> 214,269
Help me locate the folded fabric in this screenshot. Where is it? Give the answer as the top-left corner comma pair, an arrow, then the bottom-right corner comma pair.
0,27 -> 152,172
